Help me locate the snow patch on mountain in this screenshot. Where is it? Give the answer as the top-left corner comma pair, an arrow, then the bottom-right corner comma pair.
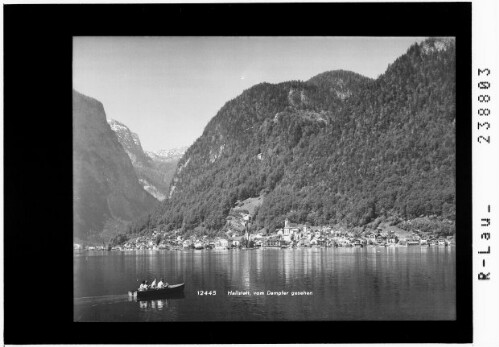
209,144 -> 225,163
139,179 -> 166,201
108,119 -> 129,133
124,149 -> 137,165
169,185 -> 176,199
131,133 -> 142,147
177,157 -> 190,175
146,146 -> 188,162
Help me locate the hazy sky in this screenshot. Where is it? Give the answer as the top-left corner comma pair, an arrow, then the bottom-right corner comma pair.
73,37 -> 426,151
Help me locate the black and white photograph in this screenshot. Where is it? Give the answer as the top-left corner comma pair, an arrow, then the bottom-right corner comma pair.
4,1 -> 483,344
73,36 -> 457,322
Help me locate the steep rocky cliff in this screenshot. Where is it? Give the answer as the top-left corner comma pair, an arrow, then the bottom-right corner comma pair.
73,90 -> 158,242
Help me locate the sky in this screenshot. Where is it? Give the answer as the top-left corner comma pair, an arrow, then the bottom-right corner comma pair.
73,37 -> 426,152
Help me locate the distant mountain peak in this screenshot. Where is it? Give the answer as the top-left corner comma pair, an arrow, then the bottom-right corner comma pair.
146,147 -> 188,162
108,119 -> 142,146
108,118 -> 127,129
107,119 -> 149,166
107,119 -> 181,202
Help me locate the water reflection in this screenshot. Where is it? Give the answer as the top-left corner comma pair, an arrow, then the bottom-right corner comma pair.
128,292 -> 186,312
138,299 -> 167,311
75,247 -> 456,321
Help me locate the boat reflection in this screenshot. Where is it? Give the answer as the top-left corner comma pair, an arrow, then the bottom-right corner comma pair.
129,292 -> 185,311
139,299 -> 167,310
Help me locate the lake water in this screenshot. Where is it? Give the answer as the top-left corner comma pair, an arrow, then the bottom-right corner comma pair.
74,246 -> 455,321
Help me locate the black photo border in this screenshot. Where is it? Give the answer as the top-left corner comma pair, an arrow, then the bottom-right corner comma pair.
4,2 -> 472,344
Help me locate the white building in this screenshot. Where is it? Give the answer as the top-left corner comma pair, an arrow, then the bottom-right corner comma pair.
215,239 -> 229,249
283,219 -> 306,242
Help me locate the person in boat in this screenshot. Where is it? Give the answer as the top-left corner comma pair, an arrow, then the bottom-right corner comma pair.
150,278 -> 157,289
138,280 -> 147,291
157,278 -> 168,289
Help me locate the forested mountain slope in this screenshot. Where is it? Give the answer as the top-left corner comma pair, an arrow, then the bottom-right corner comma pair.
128,38 -> 455,237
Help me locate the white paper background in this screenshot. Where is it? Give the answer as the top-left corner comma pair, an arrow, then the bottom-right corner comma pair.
473,0 -> 499,346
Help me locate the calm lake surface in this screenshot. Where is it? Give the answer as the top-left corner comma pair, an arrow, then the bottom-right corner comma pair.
74,246 -> 455,321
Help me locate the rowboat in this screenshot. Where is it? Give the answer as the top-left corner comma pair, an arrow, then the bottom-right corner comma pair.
129,283 -> 185,300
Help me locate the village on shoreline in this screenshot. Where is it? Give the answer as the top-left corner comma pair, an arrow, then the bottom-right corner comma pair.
74,217 -> 455,252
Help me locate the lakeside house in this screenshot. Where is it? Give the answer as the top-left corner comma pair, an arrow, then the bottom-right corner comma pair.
215,238 -> 229,249
388,237 -> 397,244
264,237 -> 282,247
231,236 -> 245,247
353,238 -> 365,246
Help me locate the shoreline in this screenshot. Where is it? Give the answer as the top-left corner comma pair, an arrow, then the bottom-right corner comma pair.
75,243 -> 456,253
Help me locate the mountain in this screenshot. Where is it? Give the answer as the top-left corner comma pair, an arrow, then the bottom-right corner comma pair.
73,90 -> 158,243
128,38 -> 456,238
107,120 -> 185,201
108,119 -> 152,167
146,147 -> 187,163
